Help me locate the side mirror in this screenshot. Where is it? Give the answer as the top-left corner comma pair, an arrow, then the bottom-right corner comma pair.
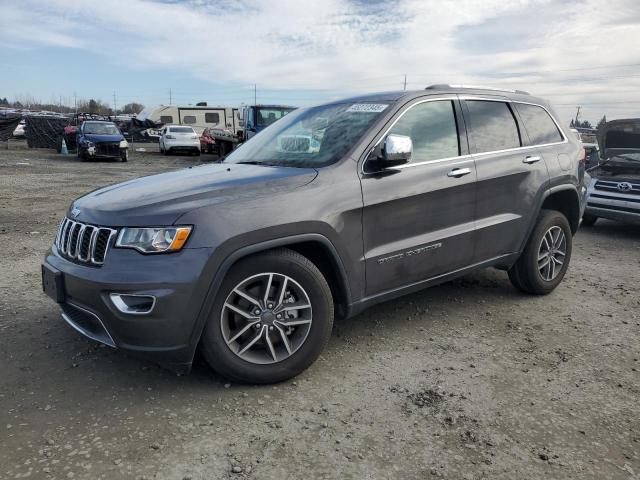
384,134 -> 412,165
367,134 -> 412,171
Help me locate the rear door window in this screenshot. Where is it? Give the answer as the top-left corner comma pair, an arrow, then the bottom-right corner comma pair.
387,100 -> 460,163
466,101 -> 521,153
515,103 -> 563,145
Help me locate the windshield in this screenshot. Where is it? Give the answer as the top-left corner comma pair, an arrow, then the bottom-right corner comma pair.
83,123 -> 120,135
169,127 -> 195,133
226,102 -> 390,168
256,107 -> 295,128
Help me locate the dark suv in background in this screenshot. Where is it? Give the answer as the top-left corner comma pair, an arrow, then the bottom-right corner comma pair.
42,85 -> 585,383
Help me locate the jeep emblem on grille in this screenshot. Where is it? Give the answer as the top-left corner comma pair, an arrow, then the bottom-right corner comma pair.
617,182 -> 632,192
71,207 -> 81,217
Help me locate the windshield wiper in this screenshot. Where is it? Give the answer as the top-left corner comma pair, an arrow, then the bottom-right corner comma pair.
234,160 -> 283,167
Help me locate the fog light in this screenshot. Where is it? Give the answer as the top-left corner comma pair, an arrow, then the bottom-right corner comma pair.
110,293 -> 156,315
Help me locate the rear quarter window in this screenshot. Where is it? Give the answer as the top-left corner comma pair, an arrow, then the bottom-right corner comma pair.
466,100 -> 521,153
515,103 -> 564,145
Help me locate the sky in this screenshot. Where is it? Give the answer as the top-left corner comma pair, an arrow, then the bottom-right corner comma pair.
1,0 -> 639,125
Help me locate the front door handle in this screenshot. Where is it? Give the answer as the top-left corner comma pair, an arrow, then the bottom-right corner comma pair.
447,167 -> 471,178
523,155 -> 541,164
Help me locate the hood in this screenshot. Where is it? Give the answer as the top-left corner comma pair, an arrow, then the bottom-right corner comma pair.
597,118 -> 640,165
70,163 -> 318,226
82,133 -> 124,143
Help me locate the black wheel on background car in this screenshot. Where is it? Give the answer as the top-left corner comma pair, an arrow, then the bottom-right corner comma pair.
581,214 -> 598,227
508,209 -> 572,295
77,148 -> 86,162
200,248 -> 334,384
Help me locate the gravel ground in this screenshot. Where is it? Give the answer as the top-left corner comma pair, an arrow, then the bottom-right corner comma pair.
1,141 -> 639,480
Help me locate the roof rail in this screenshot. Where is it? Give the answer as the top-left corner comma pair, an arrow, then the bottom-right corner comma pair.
425,84 -> 530,95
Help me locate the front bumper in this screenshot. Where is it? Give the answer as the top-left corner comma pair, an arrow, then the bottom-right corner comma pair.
42,244 -> 214,373
80,143 -> 127,158
584,177 -> 640,224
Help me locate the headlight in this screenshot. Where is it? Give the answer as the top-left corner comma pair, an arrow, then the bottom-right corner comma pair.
115,226 -> 192,253
119,140 -> 128,148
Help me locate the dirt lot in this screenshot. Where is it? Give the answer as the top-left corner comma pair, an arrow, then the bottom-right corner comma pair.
1,141 -> 639,480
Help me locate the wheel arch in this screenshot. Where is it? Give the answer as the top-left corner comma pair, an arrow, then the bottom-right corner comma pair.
188,233 -> 352,361
540,185 -> 581,234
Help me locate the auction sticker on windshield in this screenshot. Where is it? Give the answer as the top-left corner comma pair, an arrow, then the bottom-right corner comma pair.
346,104 -> 389,113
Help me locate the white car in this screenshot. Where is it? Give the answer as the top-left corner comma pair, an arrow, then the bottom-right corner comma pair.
159,125 -> 200,156
13,120 -> 25,138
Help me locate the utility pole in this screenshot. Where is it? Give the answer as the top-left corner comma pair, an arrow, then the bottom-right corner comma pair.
403,74 -> 407,91
254,84 -> 257,107
169,88 -> 172,105
73,92 -> 77,115
574,106 -> 581,126
113,91 -> 117,115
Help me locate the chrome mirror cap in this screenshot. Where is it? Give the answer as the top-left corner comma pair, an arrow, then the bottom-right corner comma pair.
384,134 -> 413,163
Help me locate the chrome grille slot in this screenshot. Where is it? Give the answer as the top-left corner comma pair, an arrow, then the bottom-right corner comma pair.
79,226 -> 95,261
54,217 -> 116,266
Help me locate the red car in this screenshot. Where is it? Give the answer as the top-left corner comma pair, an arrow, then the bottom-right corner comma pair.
200,128 -> 216,153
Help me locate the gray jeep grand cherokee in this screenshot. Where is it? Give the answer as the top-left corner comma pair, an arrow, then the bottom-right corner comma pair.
42,85 -> 585,383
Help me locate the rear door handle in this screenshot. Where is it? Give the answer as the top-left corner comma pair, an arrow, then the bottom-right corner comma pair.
447,167 -> 472,178
523,155 -> 541,164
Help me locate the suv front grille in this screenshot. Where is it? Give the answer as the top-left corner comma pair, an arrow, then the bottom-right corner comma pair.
594,180 -> 640,196
55,218 -> 116,265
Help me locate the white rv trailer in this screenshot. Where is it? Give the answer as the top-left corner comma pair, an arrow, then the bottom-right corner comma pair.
137,105 -> 240,135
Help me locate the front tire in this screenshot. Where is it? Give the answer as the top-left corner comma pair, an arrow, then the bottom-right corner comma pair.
581,214 -> 598,227
200,248 -> 334,384
120,150 -> 128,162
508,209 -> 572,295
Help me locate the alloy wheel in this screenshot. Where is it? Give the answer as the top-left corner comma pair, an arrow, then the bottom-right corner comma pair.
220,273 -> 313,365
537,226 -> 566,281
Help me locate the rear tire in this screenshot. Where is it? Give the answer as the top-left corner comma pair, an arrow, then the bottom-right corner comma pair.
581,214 -> 598,227
200,248 -> 334,384
508,209 -> 572,295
